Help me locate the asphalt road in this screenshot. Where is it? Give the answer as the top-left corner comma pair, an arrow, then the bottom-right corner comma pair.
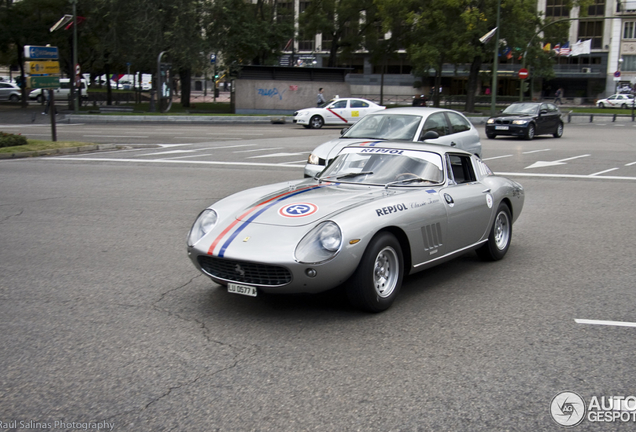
1,121 -> 636,431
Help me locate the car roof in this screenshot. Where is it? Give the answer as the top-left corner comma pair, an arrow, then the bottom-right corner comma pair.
342,140 -> 472,157
367,107 -> 463,116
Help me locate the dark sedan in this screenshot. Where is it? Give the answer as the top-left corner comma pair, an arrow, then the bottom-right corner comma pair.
486,102 -> 563,140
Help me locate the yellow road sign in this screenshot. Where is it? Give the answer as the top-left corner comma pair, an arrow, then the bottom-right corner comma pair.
25,61 -> 60,75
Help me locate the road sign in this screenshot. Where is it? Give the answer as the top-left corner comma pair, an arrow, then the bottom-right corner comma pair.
24,45 -> 59,60
210,54 -> 216,64
27,76 -> 60,89
614,70 -> 621,78
25,61 -> 60,75
518,68 -> 529,79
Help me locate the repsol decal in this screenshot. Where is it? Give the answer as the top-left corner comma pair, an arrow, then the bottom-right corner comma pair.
376,203 -> 408,216
360,148 -> 404,155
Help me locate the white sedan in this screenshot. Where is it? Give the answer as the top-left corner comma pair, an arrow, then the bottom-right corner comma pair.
596,94 -> 635,109
293,98 -> 386,129
304,107 -> 483,178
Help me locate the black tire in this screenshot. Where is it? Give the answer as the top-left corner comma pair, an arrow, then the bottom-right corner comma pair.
9,94 -> 19,102
476,203 -> 512,261
524,123 -> 535,140
486,132 -> 496,139
346,232 -> 404,313
36,94 -> 44,103
310,115 -> 324,129
621,103 -> 627,109
598,102 -> 605,108
553,122 -> 564,138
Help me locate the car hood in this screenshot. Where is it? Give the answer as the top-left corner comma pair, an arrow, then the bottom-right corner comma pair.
489,113 -> 536,120
233,182 -> 403,227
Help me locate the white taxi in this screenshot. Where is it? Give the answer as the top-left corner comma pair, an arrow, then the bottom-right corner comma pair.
293,98 -> 385,129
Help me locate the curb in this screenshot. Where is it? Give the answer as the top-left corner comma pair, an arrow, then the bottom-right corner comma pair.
0,143 -> 120,160
64,114 -> 290,124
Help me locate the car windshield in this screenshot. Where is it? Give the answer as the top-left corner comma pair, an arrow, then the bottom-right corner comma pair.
342,114 -> 422,140
502,103 -> 539,115
319,147 -> 444,186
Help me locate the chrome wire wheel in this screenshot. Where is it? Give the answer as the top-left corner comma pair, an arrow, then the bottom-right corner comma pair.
373,246 -> 399,298
493,210 -> 511,251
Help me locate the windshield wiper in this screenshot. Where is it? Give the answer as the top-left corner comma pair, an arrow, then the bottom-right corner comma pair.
336,171 -> 374,179
384,177 -> 434,188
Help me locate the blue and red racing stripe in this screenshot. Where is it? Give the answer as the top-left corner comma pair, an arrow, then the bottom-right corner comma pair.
208,183 -> 332,257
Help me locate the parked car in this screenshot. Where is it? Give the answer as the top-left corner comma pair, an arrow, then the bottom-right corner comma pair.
293,98 -> 386,129
486,102 -> 563,140
0,82 -> 21,102
29,78 -> 88,103
187,142 -> 524,312
596,94 -> 635,109
304,107 -> 482,178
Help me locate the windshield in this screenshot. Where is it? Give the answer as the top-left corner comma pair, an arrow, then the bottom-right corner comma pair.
502,103 -> 539,115
342,114 -> 422,140
319,147 -> 444,186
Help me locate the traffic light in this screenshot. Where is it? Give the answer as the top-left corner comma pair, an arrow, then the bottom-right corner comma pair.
522,81 -> 529,92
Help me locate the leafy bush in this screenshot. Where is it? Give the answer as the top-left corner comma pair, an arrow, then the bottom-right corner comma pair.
0,132 -> 28,148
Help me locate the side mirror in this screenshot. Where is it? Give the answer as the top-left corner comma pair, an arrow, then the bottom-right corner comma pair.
420,131 -> 440,141
540,109 -> 548,115
340,127 -> 350,136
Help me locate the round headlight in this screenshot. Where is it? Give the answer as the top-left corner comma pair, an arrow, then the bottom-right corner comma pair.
187,209 -> 218,246
295,221 -> 342,264
487,118 -> 495,124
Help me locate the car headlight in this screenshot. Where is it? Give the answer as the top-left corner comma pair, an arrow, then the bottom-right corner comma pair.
512,119 -> 529,125
295,221 -> 342,264
187,209 -> 218,246
487,118 -> 495,124
307,153 -> 320,165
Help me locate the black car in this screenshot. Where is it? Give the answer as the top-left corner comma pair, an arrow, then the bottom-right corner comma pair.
486,102 -> 563,140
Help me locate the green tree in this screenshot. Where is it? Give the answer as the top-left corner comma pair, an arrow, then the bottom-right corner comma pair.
300,0 -> 378,68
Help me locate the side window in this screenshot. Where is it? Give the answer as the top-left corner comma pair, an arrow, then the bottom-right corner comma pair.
546,103 -> 558,112
421,113 -> 449,138
331,100 -> 347,109
447,112 -> 472,134
350,100 -> 369,108
447,154 -> 477,184
60,81 -> 70,89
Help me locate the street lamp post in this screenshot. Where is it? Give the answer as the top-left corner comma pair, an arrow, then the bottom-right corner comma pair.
70,0 -> 78,113
490,0 -> 501,116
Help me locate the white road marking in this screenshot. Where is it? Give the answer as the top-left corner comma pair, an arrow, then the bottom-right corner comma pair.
234,147 -> 283,153
590,168 -> 619,176
136,150 -> 196,156
44,157 -> 303,168
496,172 -> 636,180
83,135 -> 149,138
525,154 -> 590,169
199,144 -> 257,150
625,161 -> 636,166
482,154 -> 513,161
248,152 -> 307,159
163,154 -> 214,160
522,149 -> 551,154
575,319 -> 636,328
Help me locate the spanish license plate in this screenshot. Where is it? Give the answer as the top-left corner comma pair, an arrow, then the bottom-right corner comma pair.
495,125 -> 509,130
228,283 -> 258,297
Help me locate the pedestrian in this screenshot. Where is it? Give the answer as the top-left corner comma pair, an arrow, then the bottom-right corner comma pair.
554,87 -> 563,104
42,90 -> 55,115
485,87 -> 491,96
317,88 -> 326,107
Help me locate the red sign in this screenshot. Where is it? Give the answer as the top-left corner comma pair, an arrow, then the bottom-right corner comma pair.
518,68 -> 529,79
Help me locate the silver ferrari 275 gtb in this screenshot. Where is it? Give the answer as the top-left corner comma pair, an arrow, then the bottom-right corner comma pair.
187,142 -> 524,312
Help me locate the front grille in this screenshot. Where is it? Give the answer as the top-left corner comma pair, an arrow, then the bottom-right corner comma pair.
198,256 -> 292,286
494,119 -> 511,125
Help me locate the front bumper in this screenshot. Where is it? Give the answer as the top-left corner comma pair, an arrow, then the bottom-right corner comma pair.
485,124 -> 529,137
